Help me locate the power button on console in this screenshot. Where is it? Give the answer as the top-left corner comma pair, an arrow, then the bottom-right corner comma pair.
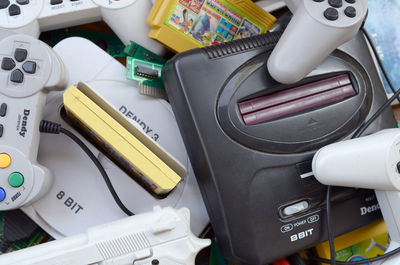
283,201 -> 309,216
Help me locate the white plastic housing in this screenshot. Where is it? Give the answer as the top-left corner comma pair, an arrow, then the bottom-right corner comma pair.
312,128 -> 400,191
268,0 -> 368,84
0,0 -> 165,56
0,206 -> 211,265
375,190 -> 400,244
99,0 -> 165,55
255,0 -> 286,13
283,0 -> 299,12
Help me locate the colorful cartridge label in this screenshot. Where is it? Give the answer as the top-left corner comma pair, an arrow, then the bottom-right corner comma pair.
334,232 -> 388,262
166,0 -> 265,46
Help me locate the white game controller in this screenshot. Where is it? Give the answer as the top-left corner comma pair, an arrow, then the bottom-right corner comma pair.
0,0 -> 165,55
268,0 -> 368,84
0,31 -> 66,210
21,37 -> 209,238
312,128 -> 400,251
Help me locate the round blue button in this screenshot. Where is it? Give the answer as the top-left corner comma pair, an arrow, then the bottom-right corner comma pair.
0,188 -> 5,202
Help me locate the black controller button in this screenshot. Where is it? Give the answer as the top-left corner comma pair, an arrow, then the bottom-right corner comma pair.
1,58 -> 15,71
313,0 -> 324,2
0,125 -> 3,138
8,4 -> 20,16
328,0 -> 342,8
51,0 -> 63,5
10,69 -> 24,83
345,0 -> 355,3
344,6 -> 357,17
0,0 -> 9,9
14,48 -> 27,62
324,8 -> 339,21
0,103 -> 7,117
22,61 -> 36,74
16,0 -> 29,4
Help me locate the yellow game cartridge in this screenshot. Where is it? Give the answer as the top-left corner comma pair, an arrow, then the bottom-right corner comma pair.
63,83 -> 185,194
147,0 -> 276,53
315,220 -> 388,263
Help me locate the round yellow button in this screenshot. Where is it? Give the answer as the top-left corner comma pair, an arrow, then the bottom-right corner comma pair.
0,153 -> 11,169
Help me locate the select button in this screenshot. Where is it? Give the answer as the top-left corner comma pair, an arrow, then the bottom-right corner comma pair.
0,103 -> 7,117
9,172 -> 24,187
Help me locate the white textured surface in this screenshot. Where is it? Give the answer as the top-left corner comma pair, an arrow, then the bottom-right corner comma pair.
24,37 -> 208,239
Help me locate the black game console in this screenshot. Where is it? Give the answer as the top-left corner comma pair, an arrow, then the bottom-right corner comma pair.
163,32 -> 397,264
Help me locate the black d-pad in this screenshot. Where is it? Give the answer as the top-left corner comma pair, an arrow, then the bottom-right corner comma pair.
22,61 -> 36,74
1,58 -> 16,71
14,49 -> 27,62
1,49 -> 37,83
16,0 -> 29,4
0,0 -> 9,9
8,4 -> 20,16
10,69 -> 24,83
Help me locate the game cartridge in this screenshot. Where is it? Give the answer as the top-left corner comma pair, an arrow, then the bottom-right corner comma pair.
63,83 -> 186,194
146,0 -> 276,53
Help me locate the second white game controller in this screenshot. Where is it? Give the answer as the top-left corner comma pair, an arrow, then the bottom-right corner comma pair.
268,0 -> 368,84
0,31 -> 66,210
312,128 -> 400,247
312,128 -> 400,191
0,0 -> 165,55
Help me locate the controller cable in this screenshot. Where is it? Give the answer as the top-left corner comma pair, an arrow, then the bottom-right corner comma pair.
39,120 -> 134,217
310,27 -> 400,265
362,28 -> 400,103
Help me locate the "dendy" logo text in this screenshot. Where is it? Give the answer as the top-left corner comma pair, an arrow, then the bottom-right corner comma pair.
19,109 -> 30,137
360,203 -> 380,216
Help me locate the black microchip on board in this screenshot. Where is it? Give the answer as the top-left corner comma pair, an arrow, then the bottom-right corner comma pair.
135,66 -> 159,80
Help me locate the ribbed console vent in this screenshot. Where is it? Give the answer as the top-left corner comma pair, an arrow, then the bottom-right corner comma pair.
202,31 -> 282,59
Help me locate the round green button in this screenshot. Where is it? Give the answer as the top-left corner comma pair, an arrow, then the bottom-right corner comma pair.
9,172 -> 24,188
